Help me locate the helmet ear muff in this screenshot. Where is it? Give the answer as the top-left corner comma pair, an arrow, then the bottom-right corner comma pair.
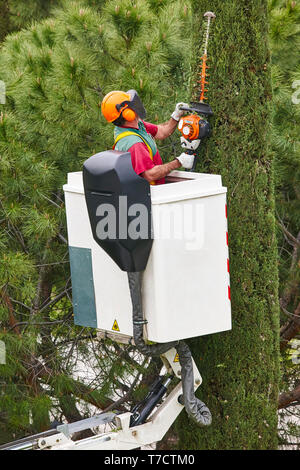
121,106 -> 136,122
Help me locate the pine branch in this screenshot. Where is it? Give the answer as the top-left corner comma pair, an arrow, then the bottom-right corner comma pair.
277,219 -> 300,247
39,287 -> 72,313
37,191 -> 62,210
32,253 -> 53,315
282,401 -> 300,410
102,356 -> 149,413
57,233 -> 68,244
34,261 -> 69,267
1,288 -> 21,336
0,199 -> 28,254
54,335 -> 96,347
10,298 -> 31,310
7,319 -> 69,332
280,301 -> 300,351
278,384 -> 300,409
52,376 -> 124,412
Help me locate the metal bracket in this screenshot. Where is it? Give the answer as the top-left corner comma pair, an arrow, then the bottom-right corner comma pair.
56,412 -> 117,438
38,433 -> 71,449
115,412 -> 132,431
161,347 -> 202,388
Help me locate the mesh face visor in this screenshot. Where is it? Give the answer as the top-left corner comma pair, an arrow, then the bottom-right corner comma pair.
116,89 -> 146,120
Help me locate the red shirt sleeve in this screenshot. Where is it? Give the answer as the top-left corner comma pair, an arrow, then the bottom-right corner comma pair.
143,121 -> 158,138
129,142 -> 155,175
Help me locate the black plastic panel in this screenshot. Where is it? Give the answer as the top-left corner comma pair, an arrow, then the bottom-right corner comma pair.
83,151 -> 153,272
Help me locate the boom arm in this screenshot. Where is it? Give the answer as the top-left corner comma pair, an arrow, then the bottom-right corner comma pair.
0,348 -> 202,451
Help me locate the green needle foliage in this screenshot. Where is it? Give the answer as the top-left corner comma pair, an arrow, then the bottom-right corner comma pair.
174,0 -> 280,450
0,0 -> 60,39
0,1 -> 10,42
269,0 -> 300,306
0,0 -> 191,443
269,0 -> 300,446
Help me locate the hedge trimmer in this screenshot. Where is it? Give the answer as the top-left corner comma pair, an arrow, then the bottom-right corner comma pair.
178,11 -> 216,171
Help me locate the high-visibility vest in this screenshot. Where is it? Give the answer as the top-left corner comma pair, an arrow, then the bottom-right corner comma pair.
113,130 -> 155,185
113,130 -> 153,160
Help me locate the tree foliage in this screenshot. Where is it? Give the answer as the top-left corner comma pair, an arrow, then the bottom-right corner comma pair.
0,1 -> 11,43
0,0 -> 191,443
0,0 -> 298,450
173,0 -> 280,450
269,0 -> 300,448
0,0 -> 60,40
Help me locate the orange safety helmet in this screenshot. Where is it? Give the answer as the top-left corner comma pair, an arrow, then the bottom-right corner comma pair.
101,89 -> 146,123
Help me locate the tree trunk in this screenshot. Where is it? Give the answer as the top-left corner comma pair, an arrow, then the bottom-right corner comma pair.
176,0 -> 280,450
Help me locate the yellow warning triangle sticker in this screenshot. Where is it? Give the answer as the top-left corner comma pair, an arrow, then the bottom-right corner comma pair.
112,319 -> 120,332
173,353 -> 179,363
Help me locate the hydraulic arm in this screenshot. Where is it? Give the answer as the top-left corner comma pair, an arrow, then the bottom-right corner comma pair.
0,348 -> 203,450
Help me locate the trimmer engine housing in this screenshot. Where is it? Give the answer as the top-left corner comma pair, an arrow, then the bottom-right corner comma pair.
178,114 -> 210,141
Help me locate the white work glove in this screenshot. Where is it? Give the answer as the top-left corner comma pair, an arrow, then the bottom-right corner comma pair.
171,102 -> 189,121
176,152 -> 195,170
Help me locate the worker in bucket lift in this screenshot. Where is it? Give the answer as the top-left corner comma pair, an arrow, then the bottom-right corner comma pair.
101,89 -> 194,185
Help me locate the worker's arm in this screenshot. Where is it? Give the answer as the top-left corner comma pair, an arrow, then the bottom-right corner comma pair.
141,159 -> 181,182
154,118 -> 178,140
141,153 -> 194,182
154,102 -> 189,140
